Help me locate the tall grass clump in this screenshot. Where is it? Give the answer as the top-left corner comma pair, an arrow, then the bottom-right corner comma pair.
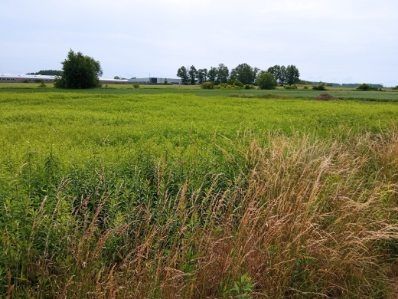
1,131 -> 398,298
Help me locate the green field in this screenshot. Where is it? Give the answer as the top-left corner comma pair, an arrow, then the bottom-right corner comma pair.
1,85 -> 398,297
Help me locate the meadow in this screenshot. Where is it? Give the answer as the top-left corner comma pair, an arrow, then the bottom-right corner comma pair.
1,84 -> 398,298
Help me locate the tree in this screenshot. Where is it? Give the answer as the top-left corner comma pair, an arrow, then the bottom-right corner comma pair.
28,70 -> 63,76
279,66 -> 287,85
267,65 -> 282,84
256,71 -> 277,89
188,65 -> 198,85
207,67 -> 218,83
197,68 -> 208,84
177,66 -> 189,85
230,63 -> 257,85
285,65 -> 300,85
55,50 -> 102,89
217,63 -> 229,84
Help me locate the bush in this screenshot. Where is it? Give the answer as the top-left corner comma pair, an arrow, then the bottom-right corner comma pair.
313,84 -> 326,91
244,84 -> 254,90
133,84 -> 140,89
255,71 -> 277,90
303,86 -> 309,90
38,81 -> 47,88
357,84 -> 380,91
284,85 -> 297,90
393,86 -> 398,91
201,81 -> 214,89
55,50 -> 102,89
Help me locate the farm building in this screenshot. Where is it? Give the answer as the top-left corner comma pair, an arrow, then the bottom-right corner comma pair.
0,75 -> 181,85
128,77 -> 181,84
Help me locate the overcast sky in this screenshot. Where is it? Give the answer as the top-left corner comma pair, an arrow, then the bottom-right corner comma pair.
1,0 -> 397,85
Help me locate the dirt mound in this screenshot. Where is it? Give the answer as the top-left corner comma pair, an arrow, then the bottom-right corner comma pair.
316,93 -> 335,101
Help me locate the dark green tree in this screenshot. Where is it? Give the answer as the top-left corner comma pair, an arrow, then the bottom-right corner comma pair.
230,63 -> 257,84
256,71 -> 277,89
285,65 -> 300,85
29,70 -> 63,76
267,65 -> 282,84
188,65 -> 198,85
55,50 -> 102,89
207,67 -> 218,83
217,63 -> 229,84
197,68 -> 208,84
177,66 -> 189,85
279,66 -> 287,85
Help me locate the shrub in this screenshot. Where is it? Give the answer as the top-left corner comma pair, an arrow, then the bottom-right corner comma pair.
357,83 -> 378,91
316,93 -> 334,101
313,84 -> 326,91
232,80 -> 244,88
133,84 -> 140,89
55,50 -> 102,89
38,81 -> 47,88
303,86 -> 309,89
201,81 -> 214,89
255,71 -> 277,90
244,84 -> 254,90
284,85 -> 297,90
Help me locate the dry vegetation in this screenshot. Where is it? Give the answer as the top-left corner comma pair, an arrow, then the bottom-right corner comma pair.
4,130 -> 398,298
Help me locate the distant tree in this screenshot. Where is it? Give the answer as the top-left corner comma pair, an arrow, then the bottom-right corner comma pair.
356,83 -> 378,91
29,70 -> 63,76
256,71 -> 277,89
217,63 -> 229,84
279,66 -> 287,85
177,66 -> 189,85
197,68 -> 208,84
55,50 -> 102,89
188,65 -> 198,85
207,67 -> 218,83
230,63 -> 257,85
114,76 -> 120,79
267,65 -> 282,84
286,65 -> 300,85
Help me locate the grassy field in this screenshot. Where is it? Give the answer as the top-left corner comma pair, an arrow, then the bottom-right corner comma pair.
1,84 -> 398,297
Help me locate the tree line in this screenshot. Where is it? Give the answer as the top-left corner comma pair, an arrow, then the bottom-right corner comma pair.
177,63 -> 300,87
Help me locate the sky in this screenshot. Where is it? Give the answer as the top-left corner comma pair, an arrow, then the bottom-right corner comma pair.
0,0 -> 397,86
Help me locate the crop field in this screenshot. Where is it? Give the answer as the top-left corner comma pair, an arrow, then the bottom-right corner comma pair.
1,85 -> 398,297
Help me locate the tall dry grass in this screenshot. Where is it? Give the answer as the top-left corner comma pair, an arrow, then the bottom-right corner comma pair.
4,131 -> 398,298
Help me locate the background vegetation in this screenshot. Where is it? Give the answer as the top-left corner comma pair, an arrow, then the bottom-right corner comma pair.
0,85 -> 398,297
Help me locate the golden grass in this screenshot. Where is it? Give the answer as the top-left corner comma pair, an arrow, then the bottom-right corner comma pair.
5,131 -> 398,298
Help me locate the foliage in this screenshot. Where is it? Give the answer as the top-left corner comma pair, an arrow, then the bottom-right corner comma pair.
230,63 -> 258,85
256,71 -> 277,89
1,87 -> 398,297
313,84 -> 327,91
284,84 -> 297,89
177,66 -> 189,85
217,63 -> 229,84
201,81 -> 214,89
357,83 -> 379,91
207,67 -> 218,83
189,65 -> 198,85
286,65 -> 300,85
28,70 -> 63,76
133,84 -> 140,89
55,50 -> 102,89
197,68 -> 208,84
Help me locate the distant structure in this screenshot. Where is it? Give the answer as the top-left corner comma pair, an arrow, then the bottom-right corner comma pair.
0,74 -> 181,85
0,74 -> 56,83
128,77 -> 181,84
